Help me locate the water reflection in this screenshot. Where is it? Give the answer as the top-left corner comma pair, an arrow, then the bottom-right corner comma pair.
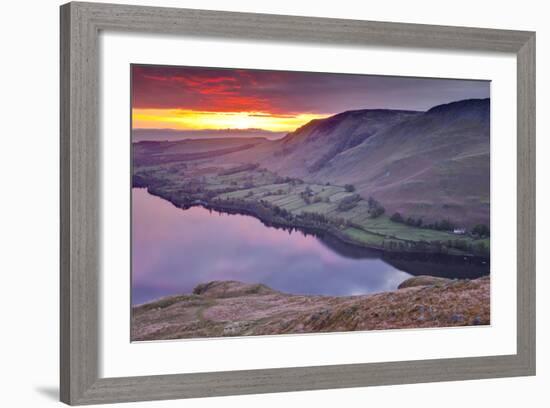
132,188 -> 487,305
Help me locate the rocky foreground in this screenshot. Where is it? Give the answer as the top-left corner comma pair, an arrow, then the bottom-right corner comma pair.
131,276 -> 490,341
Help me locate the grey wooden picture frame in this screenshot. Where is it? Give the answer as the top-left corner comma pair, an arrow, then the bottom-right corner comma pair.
60,1 -> 536,405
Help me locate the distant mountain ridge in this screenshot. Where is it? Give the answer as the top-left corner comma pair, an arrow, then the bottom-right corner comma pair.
132,127 -> 286,142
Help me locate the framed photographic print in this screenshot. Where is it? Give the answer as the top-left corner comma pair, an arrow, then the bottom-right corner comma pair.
130,64 -> 492,340
60,1 -> 535,405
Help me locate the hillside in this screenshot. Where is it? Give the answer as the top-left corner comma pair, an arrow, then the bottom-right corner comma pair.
133,137 -> 269,166
132,277 -> 490,340
264,109 -> 420,175
258,99 -> 490,227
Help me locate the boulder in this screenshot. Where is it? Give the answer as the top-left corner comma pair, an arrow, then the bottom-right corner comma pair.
192,280 -> 275,298
398,275 -> 452,289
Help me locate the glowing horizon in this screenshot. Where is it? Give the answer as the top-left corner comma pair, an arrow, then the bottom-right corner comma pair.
132,108 -> 327,132
131,65 -> 490,134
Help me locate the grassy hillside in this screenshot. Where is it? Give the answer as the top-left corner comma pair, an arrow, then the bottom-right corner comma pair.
314,99 -> 490,227
133,137 -> 269,166
251,99 -> 490,227
263,109 -> 420,176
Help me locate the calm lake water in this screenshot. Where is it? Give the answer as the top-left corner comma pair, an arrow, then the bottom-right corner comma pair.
132,188 -> 489,305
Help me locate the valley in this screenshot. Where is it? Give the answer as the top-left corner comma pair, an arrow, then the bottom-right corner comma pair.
133,155 -> 488,259
133,99 -> 490,258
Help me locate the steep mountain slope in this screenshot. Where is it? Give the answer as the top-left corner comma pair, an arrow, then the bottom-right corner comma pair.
262,99 -> 490,227
262,109 -> 420,176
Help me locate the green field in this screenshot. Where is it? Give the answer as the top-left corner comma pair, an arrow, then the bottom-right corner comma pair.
134,161 -> 489,256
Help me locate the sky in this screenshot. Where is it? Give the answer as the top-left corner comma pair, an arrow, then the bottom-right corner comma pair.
132,64 -> 490,133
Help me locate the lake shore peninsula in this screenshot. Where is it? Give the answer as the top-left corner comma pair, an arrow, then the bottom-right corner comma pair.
133,162 -> 489,259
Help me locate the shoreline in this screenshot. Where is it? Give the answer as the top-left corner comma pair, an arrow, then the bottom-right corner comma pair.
138,185 -> 490,263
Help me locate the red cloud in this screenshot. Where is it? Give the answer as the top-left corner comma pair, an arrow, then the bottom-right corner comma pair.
131,64 -> 491,116
132,65 -> 298,114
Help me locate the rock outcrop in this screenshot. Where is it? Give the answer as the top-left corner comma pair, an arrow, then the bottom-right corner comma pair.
397,275 -> 453,289
131,276 -> 490,341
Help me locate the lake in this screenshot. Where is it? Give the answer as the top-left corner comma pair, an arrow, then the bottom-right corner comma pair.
132,188 -> 489,305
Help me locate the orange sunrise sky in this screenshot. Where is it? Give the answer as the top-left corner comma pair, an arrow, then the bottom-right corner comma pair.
131,65 -> 490,133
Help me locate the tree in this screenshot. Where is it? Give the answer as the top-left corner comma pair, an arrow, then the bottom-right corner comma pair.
366,196 -> 385,218
370,206 -> 385,218
438,219 -> 455,231
472,224 -> 490,238
390,212 -> 403,223
344,184 -> 355,192
337,194 -> 361,211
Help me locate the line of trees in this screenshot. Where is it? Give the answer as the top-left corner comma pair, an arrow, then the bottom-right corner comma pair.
471,224 -> 490,238
210,196 -> 350,233
390,211 -> 490,238
382,238 -> 489,256
390,212 -> 455,231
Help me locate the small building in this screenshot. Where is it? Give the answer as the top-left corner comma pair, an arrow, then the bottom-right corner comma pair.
453,228 -> 466,235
